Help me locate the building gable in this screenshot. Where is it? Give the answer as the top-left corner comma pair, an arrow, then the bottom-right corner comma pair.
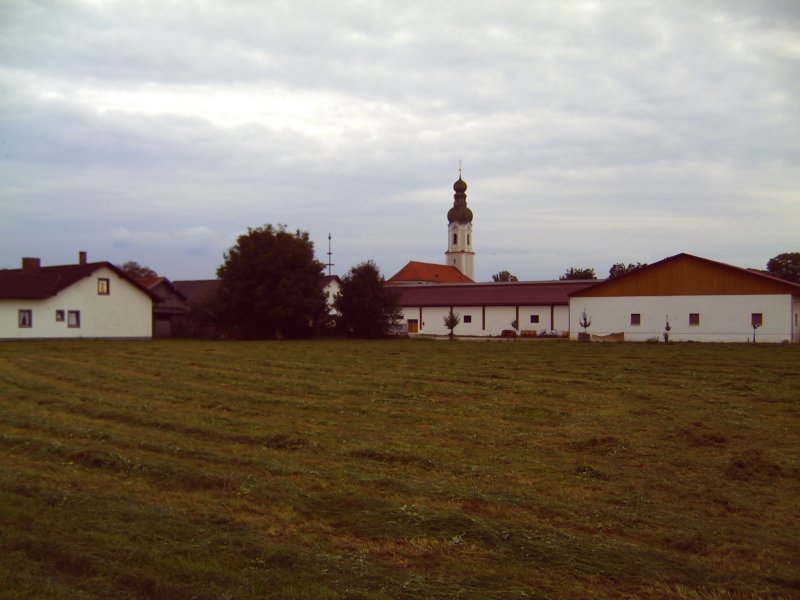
0,258 -> 157,301
572,253 -> 800,298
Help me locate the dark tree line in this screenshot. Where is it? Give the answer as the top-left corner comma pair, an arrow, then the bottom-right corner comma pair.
205,224 -> 400,339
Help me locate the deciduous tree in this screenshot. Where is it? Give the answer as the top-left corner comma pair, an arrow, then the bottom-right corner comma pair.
119,261 -> 157,279
215,224 -> 326,339
559,267 -> 597,280
492,270 -> 518,282
766,252 -> 800,283
608,262 -> 647,279
334,260 -> 400,338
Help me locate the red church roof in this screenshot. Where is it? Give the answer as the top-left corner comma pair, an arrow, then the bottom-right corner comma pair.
387,261 -> 474,284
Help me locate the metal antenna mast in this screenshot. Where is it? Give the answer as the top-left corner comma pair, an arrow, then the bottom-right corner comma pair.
326,233 -> 334,276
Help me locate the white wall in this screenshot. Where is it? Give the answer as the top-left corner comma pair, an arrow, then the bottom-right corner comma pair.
398,304 -> 570,337
323,279 -> 341,315
1,266 -> 152,339
569,294 -> 795,343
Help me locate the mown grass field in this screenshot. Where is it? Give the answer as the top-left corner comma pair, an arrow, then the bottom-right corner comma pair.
0,339 -> 798,599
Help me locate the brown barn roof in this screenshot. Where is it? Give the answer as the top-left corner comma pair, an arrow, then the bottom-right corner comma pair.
0,260 -> 157,300
172,279 -> 220,305
570,253 -> 800,297
395,280 -> 596,307
387,261 -> 474,284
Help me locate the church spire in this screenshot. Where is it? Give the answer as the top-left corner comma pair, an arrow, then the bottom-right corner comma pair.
445,171 -> 475,280
448,174 -> 472,222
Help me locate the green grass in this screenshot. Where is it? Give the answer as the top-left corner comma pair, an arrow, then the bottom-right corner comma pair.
0,339 -> 798,599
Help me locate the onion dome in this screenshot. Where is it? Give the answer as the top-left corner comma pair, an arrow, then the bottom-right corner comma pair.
447,176 -> 473,223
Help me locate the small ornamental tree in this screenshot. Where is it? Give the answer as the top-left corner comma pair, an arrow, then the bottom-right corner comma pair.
443,310 -> 461,339
334,260 -> 401,338
579,309 -> 592,333
215,224 -> 326,339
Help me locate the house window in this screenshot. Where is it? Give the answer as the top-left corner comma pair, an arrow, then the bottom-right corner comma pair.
751,313 -> 763,328
530,315 -> 540,324
630,313 -> 641,326
453,233 -> 457,245
55,310 -> 65,322
467,234 -> 471,245
67,310 -> 81,328
463,315 -> 472,323
689,313 -> 700,326
18,310 -> 32,328
98,278 -> 110,295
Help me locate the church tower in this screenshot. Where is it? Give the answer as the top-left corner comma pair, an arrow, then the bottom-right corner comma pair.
445,175 -> 475,280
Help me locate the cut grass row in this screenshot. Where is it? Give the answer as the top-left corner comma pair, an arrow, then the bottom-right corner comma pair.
0,339 -> 798,598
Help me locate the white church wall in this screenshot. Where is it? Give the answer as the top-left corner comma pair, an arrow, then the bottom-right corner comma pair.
569,294 -> 795,343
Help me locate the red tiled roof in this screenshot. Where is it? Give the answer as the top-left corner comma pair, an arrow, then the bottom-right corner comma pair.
0,261 -> 157,300
137,276 -> 163,289
387,261 -> 474,284
394,280 -> 597,307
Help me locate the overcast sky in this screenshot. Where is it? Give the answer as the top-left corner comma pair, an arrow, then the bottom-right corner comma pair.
1,0 -> 798,282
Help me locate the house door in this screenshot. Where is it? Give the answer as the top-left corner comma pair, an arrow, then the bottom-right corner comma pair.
407,319 -> 419,333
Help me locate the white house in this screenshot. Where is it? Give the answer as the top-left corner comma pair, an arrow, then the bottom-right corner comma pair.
0,253 -> 155,339
569,253 -> 800,343
321,275 -> 342,316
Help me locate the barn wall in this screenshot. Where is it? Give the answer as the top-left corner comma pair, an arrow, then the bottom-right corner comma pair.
569,294 -> 794,343
398,304 -> 569,337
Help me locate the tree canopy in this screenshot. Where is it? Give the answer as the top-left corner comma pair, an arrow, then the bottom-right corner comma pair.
215,224 -> 326,339
334,260 -> 400,338
119,261 -> 157,279
492,270 -> 519,282
559,267 -> 597,280
766,252 -> 800,283
608,262 -> 647,279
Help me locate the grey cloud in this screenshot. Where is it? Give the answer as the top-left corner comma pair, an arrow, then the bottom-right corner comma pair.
1,1 -> 798,280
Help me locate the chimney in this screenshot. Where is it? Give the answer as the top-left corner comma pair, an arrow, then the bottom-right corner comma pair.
22,257 -> 41,271
79,251 -> 87,265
